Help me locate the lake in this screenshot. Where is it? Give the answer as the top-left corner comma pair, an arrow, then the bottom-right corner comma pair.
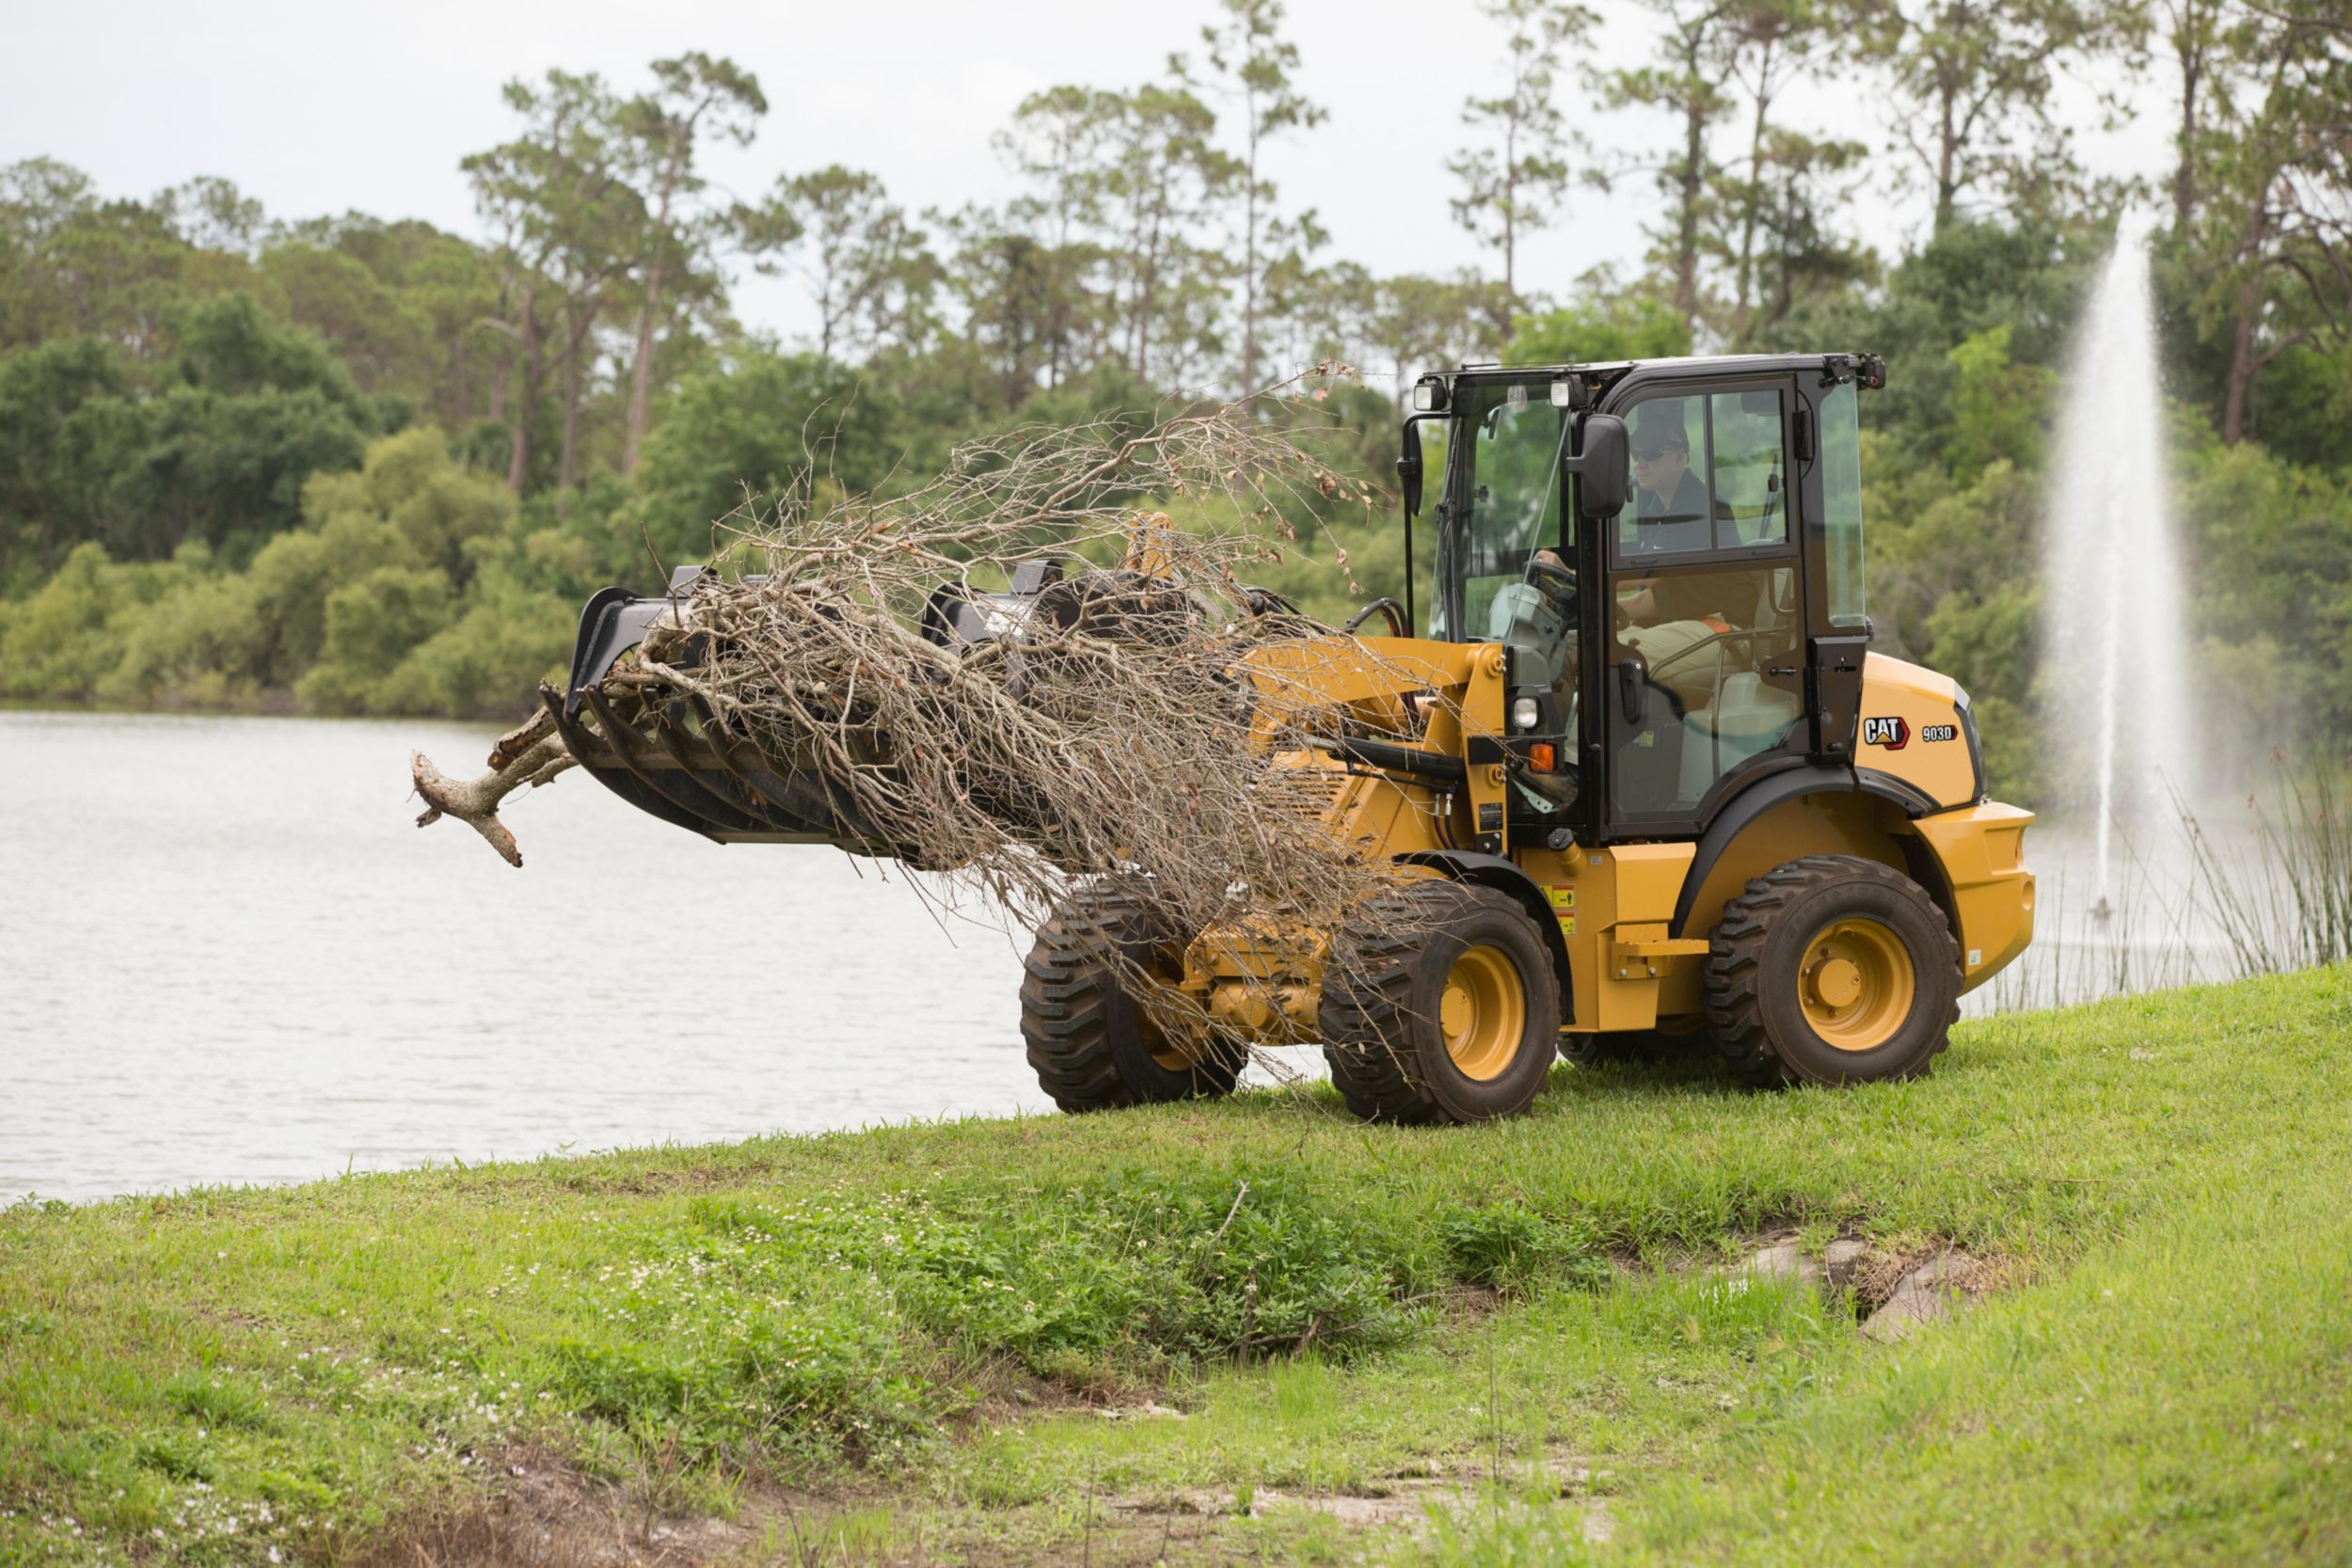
2,710 -> 2257,1204
1,710 -> 1048,1206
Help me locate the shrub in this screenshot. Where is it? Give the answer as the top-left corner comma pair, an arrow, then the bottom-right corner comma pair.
1438,1202 -> 1612,1294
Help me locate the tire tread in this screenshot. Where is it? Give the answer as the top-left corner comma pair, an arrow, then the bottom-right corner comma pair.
1702,854 -> 1960,1088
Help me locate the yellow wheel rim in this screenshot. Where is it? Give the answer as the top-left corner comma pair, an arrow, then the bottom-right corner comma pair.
1439,943 -> 1526,1081
1798,918 -> 1915,1052
1137,955 -> 1201,1071
1143,1013 -> 1197,1071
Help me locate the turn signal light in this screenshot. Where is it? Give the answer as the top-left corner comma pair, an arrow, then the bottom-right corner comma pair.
1529,742 -> 1557,772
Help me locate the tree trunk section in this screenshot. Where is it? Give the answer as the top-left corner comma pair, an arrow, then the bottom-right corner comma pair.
1934,65 -> 1961,231
1676,95 -> 1703,326
623,261 -> 662,479
2173,44 -> 2201,232
507,285 -> 541,497
625,136 -> 688,480
557,305 -> 596,498
2221,192 -> 2274,446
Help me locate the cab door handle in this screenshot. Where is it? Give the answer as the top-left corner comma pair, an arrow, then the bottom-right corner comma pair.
1616,656 -> 1646,721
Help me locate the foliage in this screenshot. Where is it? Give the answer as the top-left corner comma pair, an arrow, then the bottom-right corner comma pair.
1437,1201 -> 1612,1292
0,12 -> 2344,813
1510,296 -> 1694,364
621,346 -> 903,570
1450,0 -> 1598,327
0,427 -> 574,718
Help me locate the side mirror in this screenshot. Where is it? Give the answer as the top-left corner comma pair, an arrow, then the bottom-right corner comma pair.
1397,421 -> 1424,518
1565,414 -> 1629,520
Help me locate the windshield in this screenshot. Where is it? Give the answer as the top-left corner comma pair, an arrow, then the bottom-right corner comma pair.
1441,381 -> 1569,641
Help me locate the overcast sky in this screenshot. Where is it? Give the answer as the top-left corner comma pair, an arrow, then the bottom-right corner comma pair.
4,0 -> 2172,385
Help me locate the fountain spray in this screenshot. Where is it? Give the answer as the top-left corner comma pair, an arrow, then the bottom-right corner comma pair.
2047,214 -> 2191,909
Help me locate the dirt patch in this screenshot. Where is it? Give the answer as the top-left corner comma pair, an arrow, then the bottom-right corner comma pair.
1851,1244 -> 2019,1311
356,1448 -> 755,1568
1111,1478 -> 1449,1527
948,1356 -> 1188,1439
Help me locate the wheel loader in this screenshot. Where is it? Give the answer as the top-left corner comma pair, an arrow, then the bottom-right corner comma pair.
550,351 -> 2034,1122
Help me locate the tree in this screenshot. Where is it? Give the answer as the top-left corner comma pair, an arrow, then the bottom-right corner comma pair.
1588,0 -> 1741,330
2185,2 -> 2352,444
0,295 -> 375,574
257,216 -> 504,433
1248,206 -> 1336,380
1362,273 -> 1507,397
995,86 -> 1120,388
1705,0 -> 1855,341
1184,0 -> 1327,394
1865,0 -> 2141,231
933,204 -> 1100,407
1511,294 -> 1694,363
1450,0 -> 1598,332
1099,85 -> 1239,380
1736,128 -> 1875,340
745,166 -> 939,362
152,177 -> 266,256
2158,0 -> 2233,231
0,170 -> 193,355
465,71 -> 646,497
625,348 -> 900,568
616,53 -> 767,478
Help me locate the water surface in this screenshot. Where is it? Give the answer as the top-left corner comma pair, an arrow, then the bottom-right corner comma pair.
1,711 -> 1042,1204
2,712 -> 2268,1205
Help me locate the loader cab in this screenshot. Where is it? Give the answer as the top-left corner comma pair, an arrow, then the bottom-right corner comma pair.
1408,352 -> 1883,848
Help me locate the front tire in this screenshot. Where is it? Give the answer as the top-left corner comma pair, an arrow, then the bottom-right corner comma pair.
1704,855 -> 1960,1088
1021,885 -> 1240,1113
1321,881 -> 1562,1124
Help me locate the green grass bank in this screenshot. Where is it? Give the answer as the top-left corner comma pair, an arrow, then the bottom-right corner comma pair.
5,969 -> 2351,1565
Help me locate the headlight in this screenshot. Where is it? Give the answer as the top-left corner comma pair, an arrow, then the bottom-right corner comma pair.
1511,696 -> 1540,731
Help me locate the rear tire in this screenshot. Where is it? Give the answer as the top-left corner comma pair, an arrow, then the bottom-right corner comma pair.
1704,855 -> 1960,1088
1021,885 -> 1240,1113
1321,881 -> 1562,1124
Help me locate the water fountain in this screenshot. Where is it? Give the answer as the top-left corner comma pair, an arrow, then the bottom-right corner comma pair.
2045,214 -> 2192,910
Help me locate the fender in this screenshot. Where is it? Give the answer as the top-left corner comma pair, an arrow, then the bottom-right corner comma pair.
1395,849 -> 1575,1008
1670,766 -> 1937,936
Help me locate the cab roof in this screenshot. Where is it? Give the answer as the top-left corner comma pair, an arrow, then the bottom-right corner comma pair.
1419,352 -> 1885,405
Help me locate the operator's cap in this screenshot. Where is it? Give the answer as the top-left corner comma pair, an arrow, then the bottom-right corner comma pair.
1630,402 -> 1691,457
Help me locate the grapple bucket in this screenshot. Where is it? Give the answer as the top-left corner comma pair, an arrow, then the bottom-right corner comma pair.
553,555 -> 1215,858
550,579 -> 914,854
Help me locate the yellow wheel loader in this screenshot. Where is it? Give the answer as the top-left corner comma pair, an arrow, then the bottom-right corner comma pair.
554,352 -> 2034,1122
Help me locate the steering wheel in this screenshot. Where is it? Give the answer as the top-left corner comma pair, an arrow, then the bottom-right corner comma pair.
1525,553 -> 1577,610
1645,625 -> 1785,684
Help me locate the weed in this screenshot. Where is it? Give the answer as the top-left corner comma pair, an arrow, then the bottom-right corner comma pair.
159,1372 -> 270,1433
1437,1203 -> 1610,1294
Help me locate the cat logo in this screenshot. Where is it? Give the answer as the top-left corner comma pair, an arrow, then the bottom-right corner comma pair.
1862,715 -> 1910,750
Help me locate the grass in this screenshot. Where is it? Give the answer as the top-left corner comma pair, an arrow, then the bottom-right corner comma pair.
5,966 -> 2351,1564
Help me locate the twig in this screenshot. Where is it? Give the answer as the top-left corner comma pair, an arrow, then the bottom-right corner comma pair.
1212,1180 -> 1251,1243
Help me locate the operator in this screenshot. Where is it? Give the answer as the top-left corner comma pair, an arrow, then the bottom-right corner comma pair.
1618,402 -> 1733,626
1527,404 -> 1729,629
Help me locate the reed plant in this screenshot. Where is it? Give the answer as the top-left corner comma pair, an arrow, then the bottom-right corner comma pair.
2179,758 -> 2352,977
1980,752 -> 2352,1015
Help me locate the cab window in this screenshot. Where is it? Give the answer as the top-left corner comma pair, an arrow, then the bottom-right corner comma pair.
1819,381 -> 1867,628
1449,381 -> 1568,641
1603,381 -> 1804,824
1612,388 -> 1789,562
